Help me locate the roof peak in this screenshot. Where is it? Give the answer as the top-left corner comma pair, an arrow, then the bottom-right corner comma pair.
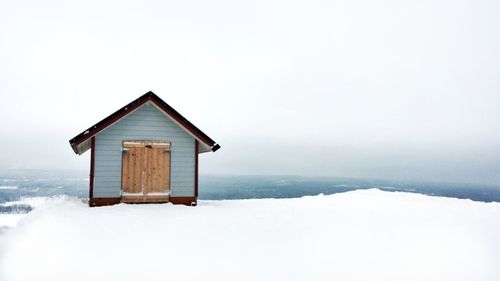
69,91 -> 219,155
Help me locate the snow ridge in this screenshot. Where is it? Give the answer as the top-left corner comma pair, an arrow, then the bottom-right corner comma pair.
1,189 -> 500,281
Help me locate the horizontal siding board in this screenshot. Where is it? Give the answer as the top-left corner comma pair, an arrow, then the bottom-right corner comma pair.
168,183 -> 195,188
95,190 -> 120,195
93,178 -> 121,183
93,103 -> 195,198
95,139 -> 193,146
93,172 -> 122,177
97,133 -> 193,140
109,119 -> 177,125
174,163 -> 194,167
171,171 -> 195,177
170,190 -> 194,196
94,183 -> 121,189
171,169 -> 195,174
102,123 -> 193,130
95,136 -> 193,142
92,168 -> 121,173
98,134 -> 193,139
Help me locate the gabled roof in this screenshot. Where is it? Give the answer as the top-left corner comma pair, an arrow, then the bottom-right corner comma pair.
69,91 -> 220,155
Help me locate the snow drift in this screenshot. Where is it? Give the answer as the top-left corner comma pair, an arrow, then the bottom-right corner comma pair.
1,189 -> 500,281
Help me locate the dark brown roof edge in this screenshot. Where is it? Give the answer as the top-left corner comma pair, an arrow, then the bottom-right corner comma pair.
69,91 -> 219,154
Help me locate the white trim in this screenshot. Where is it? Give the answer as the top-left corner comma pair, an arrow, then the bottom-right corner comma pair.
121,192 -> 143,196
147,191 -> 170,196
76,104 -> 145,155
148,101 -> 213,152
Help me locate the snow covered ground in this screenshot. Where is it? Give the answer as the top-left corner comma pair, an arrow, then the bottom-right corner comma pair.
0,214 -> 26,228
0,189 -> 499,281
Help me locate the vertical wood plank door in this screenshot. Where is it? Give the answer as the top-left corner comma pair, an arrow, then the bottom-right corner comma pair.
121,141 -> 171,203
144,142 -> 171,202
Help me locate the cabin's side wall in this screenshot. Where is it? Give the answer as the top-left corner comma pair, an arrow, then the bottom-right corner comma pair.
93,102 -> 195,199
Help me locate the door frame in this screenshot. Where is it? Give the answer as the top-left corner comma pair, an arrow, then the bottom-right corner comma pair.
120,140 -> 172,203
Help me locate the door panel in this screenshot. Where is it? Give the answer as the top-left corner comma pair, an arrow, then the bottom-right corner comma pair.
146,146 -> 170,193
122,145 -> 144,195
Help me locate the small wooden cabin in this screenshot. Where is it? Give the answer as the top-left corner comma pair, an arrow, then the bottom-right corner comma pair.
69,91 -> 220,207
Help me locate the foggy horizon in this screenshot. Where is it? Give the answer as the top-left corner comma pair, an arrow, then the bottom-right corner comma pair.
1,0 -> 499,186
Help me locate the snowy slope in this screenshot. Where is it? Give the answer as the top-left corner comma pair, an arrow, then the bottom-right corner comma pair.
1,189 -> 499,281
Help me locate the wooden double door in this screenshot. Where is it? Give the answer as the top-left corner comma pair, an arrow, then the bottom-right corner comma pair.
121,140 -> 171,203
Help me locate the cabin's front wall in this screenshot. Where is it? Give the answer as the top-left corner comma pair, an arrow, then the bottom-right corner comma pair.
93,102 -> 195,200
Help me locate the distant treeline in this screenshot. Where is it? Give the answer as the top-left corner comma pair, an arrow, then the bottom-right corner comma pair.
0,204 -> 32,214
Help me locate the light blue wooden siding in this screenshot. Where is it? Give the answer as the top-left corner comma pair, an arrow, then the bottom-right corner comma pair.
93,103 -> 195,198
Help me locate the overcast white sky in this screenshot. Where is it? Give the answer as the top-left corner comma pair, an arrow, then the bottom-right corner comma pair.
0,0 -> 499,185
